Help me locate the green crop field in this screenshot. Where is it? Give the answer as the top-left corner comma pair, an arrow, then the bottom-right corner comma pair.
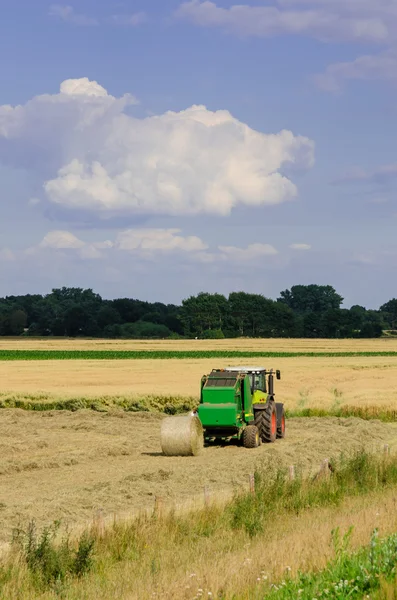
2,349 -> 397,360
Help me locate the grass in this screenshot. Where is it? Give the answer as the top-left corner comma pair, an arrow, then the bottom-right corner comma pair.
0,392 -> 197,413
3,349 -> 397,360
2,449 -> 397,599
288,405 -> 397,423
262,528 -> 397,599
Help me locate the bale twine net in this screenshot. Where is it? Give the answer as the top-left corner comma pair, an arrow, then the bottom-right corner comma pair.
161,414 -> 204,457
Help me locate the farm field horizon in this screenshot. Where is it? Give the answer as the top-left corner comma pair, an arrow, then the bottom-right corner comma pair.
1,336 -> 397,352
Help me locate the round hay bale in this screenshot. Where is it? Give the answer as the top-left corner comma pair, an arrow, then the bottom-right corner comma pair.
160,414 -> 204,457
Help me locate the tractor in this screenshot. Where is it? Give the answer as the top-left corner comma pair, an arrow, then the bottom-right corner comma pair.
198,366 -> 285,448
160,366 -> 285,456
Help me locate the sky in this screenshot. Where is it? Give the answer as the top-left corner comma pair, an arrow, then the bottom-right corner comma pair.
0,0 -> 397,308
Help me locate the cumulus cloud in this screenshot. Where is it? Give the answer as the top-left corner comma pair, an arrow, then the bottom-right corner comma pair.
175,0 -> 389,43
289,243 -> 311,250
0,78 -> 314,219
49,5 -> 98,26
39,230 -> 85,249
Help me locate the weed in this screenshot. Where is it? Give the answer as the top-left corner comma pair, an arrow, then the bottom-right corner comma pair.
12,519 -> 95,590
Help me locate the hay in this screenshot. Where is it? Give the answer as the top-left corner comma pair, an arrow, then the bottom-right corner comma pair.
160,414 -> 204,456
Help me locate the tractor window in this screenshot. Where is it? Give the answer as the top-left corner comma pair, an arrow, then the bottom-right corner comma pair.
253,373 -> 265,392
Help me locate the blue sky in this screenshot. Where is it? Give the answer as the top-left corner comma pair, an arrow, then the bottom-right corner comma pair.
1,0 -> 397,307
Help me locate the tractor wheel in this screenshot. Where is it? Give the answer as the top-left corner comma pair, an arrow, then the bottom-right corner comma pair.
242,425 -> 260,449
276,405 -> 286,439
255,402 -> 277,443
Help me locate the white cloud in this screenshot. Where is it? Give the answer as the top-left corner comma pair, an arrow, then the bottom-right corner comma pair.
49,5 -> 98,26
314,50 -> 397,92
289,243 -> 311,250
115,228 -> 208,252
175,0 -> 389,43
59,78 -> 109,97
219,243 -> 278,261
25,230 -> 284,267
0,78 -> 314,218
39,230 -> 85,250
31,228 -> 208,262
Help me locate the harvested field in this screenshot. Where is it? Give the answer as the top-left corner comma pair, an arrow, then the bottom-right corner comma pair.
2,356 -> 397,410
1,337 -> 397,351
0,409 -> 396,544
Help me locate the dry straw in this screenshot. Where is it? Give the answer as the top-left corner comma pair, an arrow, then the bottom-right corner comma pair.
160,413 -> 204,456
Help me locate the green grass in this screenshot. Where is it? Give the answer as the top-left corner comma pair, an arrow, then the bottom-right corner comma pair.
262,528 -> 397,599
2,349 -> 397,360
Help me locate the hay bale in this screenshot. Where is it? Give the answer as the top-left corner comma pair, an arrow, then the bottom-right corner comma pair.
160,414 -> 204,457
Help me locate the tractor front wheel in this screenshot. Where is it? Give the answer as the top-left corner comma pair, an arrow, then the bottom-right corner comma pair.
242,425 -> 260,449
255,402 -> 277,443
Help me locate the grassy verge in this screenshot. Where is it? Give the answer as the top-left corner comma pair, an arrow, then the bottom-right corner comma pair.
2,449 -> 397,599
263,528 -> 397,599
2,349 -> 397,360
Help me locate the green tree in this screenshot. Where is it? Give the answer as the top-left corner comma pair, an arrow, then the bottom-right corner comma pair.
278,285 -> 343,314
380,299 -> 397,329
180,293 -> 229,337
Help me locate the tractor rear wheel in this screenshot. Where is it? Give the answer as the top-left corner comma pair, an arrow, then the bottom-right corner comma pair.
242,425 -> 260,449
277,406 -> 286,439
255,402 -> 277,443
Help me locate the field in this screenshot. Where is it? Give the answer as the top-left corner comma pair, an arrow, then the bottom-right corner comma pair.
2,356 -> 397,411
2,338 -> 397,598
0,409 -> 396,547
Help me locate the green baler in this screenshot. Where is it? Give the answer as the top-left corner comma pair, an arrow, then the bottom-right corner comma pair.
198,366 -> 285,448
160,366 -> 285,456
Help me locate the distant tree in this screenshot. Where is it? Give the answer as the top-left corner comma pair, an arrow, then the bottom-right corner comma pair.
278,285 -> 343,314
180,293 -> 229,337
9,309 -> 27,335
380,299 -> 397,329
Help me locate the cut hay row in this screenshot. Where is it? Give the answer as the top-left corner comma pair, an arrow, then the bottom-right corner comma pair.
2,349 -> 397,360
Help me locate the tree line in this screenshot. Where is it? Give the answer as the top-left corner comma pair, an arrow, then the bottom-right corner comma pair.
0,285 -> 396,339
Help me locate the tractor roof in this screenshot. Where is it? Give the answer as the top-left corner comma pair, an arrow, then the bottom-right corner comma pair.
224,366 -> 265,373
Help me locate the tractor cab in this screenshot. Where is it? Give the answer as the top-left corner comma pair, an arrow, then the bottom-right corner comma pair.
224,366 -> 280,395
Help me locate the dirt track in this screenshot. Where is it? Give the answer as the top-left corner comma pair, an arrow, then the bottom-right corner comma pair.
0,409 -> 396,543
